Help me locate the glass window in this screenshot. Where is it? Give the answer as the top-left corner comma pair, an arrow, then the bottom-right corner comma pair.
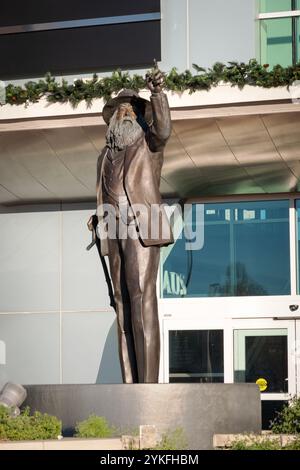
258,1 -> 300,67
260,18 -> 293,68
234,329 -> 288,394
161,200 -> 290,298
297,17 -> 300,61
260,0 -> 293,13
295,199 -> 300,293
169,330 -> 224,383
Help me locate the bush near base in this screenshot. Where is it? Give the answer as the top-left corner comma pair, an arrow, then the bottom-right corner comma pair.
0,405 -> 61,441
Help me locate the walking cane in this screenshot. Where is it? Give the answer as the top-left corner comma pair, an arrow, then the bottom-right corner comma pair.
86,215 -> 116,312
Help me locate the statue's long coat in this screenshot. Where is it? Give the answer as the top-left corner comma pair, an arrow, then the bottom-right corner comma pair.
96,92 -> 174,256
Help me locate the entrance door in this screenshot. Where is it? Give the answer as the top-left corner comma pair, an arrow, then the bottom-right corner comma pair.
232,319 -> 296,400
162,317 -> 299,399
297,320 -> 300,395
232,318 -> 299,428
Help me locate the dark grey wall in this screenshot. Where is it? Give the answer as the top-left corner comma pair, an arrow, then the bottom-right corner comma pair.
24,383 -> 262,450
3,0 -> 257,84
0,0 -> 161,78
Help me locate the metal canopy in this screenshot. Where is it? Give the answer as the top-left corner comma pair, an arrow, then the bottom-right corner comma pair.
0,111 -> 300,205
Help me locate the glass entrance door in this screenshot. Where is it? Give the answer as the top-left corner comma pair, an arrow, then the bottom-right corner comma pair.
296,320 -> 300,395
162,318 -> 299,399
232,319 -> 297,400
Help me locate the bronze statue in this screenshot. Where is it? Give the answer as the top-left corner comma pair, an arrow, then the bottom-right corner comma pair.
88,67 -> 173,383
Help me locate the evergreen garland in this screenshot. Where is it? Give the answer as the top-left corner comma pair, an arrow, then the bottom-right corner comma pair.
2,59 -> 300,108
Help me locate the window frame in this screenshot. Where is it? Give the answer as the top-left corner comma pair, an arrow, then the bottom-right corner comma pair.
159,194 -> 297,300
257,1 -> 300,65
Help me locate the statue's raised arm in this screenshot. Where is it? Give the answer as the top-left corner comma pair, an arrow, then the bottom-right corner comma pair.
145,66 -> 172,151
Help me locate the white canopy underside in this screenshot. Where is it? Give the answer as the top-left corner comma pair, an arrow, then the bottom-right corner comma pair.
0,98 -> 300,205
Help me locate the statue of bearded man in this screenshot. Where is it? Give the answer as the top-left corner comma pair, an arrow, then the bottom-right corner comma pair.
88,69 -> 173,383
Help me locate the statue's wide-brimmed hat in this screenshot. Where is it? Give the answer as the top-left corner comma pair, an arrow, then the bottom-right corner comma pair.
102,89 -> 152,125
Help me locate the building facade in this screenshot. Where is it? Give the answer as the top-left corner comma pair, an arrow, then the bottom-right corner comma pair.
1,1 -> 300,428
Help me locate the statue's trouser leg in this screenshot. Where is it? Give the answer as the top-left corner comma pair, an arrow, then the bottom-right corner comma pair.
120,237 -> 161,383
107,236 -> 138,383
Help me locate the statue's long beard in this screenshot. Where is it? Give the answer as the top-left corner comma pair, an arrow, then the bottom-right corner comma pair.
106,111 -> 144,152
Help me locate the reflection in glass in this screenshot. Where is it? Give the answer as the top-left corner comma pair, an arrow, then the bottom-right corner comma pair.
234,329 -> 288,393
297,17 -> 300,62
261,18 -> 293,68
296,199 -> 300,294
169,330 -> 224,383
161,200 -> 290,298
259,0 -> 292,13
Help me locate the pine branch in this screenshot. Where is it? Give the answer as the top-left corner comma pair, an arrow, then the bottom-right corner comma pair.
2,59 -> 300,107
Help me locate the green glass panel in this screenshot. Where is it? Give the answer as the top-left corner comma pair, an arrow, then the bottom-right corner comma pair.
296,200 -> 300,293
260,18 -> 293,67
260,0 -> 292,13
297,17 -> 300,62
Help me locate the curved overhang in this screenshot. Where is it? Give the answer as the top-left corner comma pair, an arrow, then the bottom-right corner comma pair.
0,86 -> 300,205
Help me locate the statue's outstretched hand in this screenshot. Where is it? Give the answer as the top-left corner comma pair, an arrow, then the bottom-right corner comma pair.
146,69 -> 164,94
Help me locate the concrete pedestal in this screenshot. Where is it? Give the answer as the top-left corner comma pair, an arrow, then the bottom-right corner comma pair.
24,383 -> 261,450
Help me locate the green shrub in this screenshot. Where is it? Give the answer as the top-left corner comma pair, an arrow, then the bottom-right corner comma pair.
271,396 -> 300,435
75,415 -> 116,438
231,438 -> 281,450
0,405 -> 61,441
154,428 -> 188,450
226,396 -> 300,450
231,437 -> 300,451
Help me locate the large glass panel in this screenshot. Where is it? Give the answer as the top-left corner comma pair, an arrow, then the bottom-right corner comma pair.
261,18 -> 293,67
297,17 -> 300,62
161,200 -> 290,298
295,200 -> 300,293
234,329 -> 288,393
260,0 -> 292,13
169,330 -> 224,383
